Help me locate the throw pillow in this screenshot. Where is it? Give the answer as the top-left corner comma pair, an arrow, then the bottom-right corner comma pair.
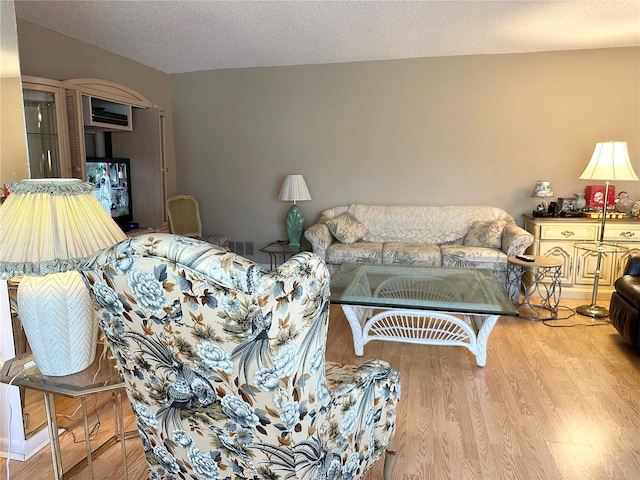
463,220 -> 507,249
325,212 -> 368,244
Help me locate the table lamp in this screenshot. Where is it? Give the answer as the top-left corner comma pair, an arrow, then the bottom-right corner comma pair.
531,180 -> 554,216
279,174 -> 311,247
577,141 -> 639,318
0,179 -> 127,375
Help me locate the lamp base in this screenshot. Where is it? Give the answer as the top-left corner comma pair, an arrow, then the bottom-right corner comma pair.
18,271 -> 98,376
285,204 -> 304,247
576,304 -> 609,318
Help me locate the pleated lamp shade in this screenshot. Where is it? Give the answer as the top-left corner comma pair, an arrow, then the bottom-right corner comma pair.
0,179 -> 127,278
0,178 -> 127,376
279,175 -> 311,204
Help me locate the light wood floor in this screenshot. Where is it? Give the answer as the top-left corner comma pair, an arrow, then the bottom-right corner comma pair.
3,299 -> 640,480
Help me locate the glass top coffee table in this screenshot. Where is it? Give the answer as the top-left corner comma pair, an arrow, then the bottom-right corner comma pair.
330,263 -> 518,366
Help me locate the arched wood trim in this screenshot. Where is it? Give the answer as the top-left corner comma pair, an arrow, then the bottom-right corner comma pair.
61,78 -> 154,108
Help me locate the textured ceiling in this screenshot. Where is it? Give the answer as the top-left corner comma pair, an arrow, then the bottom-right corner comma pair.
14,0 -> 640,74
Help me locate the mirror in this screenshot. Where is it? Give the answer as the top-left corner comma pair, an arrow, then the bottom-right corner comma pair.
0,0 -> 47,441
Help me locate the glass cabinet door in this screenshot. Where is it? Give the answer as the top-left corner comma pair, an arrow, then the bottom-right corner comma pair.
22,78 -> 71,179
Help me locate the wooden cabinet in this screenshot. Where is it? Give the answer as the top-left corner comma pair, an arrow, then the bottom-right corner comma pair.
602,225 -> 640,278
63,78 -> 167,230
523,215 -> 640,299
112,108 -> 166,229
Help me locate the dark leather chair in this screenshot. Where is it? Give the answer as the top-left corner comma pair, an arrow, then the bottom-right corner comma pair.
609,255 -> 640,350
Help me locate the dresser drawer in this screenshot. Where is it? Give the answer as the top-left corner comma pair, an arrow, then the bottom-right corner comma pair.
539,224 -> 597,241
602,224 -> 640,242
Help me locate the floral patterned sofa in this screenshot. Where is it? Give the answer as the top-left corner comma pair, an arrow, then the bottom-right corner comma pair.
304,204 -> 534,286
79,233 -> 401,480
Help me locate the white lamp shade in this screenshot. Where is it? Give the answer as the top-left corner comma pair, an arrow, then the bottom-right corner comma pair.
579,141 -> 639,181
0,179 -> 127,278
279,175 -> 311,202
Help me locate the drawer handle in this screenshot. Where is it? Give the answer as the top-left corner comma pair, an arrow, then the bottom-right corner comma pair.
620,231 -> 635,239
561,230 -> 575,238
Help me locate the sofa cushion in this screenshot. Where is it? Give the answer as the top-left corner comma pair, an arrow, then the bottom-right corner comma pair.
441,245 -> 508,286
325,212 -> 369,244
626,257 -> 640,276
382,242 -> 441,265
348,204 -> 512,244
326,242 -> 384,265
463,220 -> 507,249
440,245 -> 507,266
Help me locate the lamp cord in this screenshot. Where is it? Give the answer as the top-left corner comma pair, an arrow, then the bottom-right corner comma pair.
57,396 -> 101,444
519,305 -> 611,327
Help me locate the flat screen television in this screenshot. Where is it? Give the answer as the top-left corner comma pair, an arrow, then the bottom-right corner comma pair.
85,157 -> 133,230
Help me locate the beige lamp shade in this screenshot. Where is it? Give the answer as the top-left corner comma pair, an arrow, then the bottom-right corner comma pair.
0,179 -> 127,279
579,141 -> 639,181
279,174 -> 311,204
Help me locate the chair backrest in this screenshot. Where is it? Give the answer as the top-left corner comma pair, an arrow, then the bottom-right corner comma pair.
166,194 -> 203,237
80,233 -> 335,478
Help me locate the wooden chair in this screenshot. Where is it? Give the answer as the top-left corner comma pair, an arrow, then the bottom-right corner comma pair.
166,194 -> 203,237
167,194 -> 229,247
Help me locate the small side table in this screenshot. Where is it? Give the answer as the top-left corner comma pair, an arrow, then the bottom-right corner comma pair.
0,342 -> 130,480
506,255 -> 563,319
260,239 -> 312,269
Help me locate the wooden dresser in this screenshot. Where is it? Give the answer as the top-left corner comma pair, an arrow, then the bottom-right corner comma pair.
523,214 -> 640,299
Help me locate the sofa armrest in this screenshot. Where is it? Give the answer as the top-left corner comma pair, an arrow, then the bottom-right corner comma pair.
501,223 -> 534,256
304,220 -> 334,261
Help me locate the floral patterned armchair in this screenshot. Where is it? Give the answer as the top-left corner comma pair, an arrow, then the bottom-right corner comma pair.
80,234 -> 400,480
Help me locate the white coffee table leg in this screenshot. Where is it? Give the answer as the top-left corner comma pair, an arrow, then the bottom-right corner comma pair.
341,304 -> 368,356
468,314 -> 499,367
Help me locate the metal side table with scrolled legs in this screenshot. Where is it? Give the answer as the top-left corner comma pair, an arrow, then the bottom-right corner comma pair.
506,255 -> 563,319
